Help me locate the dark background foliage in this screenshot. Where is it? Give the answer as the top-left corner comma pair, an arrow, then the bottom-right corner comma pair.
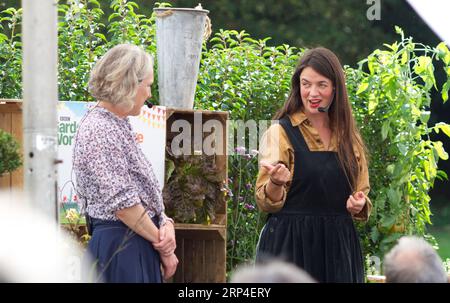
2,0 -> 447,205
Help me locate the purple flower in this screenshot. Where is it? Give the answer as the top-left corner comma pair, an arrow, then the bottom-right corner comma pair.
235,146 -> 246,155
239,196 -> 244,201
245,183 -> 252,190
244,203 -> 256,211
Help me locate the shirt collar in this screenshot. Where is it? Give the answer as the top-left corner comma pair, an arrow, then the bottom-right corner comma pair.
96,106 -> 129,123
288,109 -> 309,127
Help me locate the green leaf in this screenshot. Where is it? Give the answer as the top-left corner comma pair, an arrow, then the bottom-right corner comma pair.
381,120 -> 390,140
370,227 -> 379,242
436,42 -> 450,65
383,41 -> 398,52
108,12 -> 120,22
89,0 -> 101,7
395,26 -> 404,36
381,215 -> 396,229
400,50 -> 408,65
386,164 -> 395,175
356,79 -> 369,95
414,56 -> 436,89
368,57 -> 376,74
94,33 -> 107,42
420,111 -> 430,124
442,80 -> 450,102
436,170 -> 448,181
435,122 -> 450,137
387,188 -> 401,207
368,93 -> 378,115
433,141 -> 448,160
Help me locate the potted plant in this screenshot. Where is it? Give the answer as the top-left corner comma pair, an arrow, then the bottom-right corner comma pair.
163,145 -> 227,224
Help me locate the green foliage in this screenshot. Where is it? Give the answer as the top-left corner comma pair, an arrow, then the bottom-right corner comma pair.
1,0 -> 161,101
225,151 -> 266,275
57,0 -> 159,102
0,129 -> 22,176
347,28 -> 450,259
0,7 -> 22,98
196,29 -> 300,121
1,1 -> 449,278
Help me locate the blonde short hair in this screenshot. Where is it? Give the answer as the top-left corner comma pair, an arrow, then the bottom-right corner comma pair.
88,44 -> 153,112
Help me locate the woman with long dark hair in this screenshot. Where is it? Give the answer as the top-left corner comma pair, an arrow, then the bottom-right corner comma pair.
255,47 -> 371,283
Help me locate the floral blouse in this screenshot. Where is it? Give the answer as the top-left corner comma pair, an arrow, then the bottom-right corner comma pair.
73,106 -> 170,226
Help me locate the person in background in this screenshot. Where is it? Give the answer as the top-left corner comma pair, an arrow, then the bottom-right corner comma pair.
73,44 -> 178,283
230,259 -> 316,283
0,191 -> 90,282
255,47 -> 371,283
383,236 -> 448,283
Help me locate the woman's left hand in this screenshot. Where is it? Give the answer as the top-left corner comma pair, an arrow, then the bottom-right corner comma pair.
154,221 -> 176,256
346,191 -> 366,215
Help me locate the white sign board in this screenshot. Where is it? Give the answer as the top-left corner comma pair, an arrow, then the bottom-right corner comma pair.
57,101 -> 166,210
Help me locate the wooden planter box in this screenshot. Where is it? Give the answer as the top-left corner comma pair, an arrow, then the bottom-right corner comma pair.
165,108 -> 228,283
0,100 -> 23,191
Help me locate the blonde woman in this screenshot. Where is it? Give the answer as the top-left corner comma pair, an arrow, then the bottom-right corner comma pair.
73,44 -> 178,283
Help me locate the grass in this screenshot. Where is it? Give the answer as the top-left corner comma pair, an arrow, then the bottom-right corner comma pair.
429,225 -> 450,261
429,199 -> 450,262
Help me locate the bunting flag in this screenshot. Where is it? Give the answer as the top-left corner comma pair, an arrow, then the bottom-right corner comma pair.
137,105 -> 166,129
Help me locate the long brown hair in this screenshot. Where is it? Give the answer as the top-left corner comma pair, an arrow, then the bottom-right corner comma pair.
274,47 -> 366,191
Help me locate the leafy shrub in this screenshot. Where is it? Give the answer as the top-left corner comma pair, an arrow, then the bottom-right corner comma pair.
163,152 -> 226,224
0,7 -> 22,98
347,27 -> 450,259
0,129 -> 22,176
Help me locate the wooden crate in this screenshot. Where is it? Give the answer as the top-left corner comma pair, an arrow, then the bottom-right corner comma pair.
0,100 -> 23,191
165,108 -> 228,282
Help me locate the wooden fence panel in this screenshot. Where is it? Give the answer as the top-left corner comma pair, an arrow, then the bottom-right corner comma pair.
0,101 -> 23,191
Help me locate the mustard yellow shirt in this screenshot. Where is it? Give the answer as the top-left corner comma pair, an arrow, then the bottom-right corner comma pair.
255,110 -> 372,221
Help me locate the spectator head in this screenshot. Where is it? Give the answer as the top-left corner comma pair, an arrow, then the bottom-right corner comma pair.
0,191 -> 93,282
230,259 -> 316,283
383,236 -> 448,283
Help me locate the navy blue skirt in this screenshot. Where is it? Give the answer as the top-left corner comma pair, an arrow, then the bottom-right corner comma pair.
83,216 -> 162,283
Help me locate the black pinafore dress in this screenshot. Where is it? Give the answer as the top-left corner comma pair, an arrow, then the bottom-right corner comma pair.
256,117 -> 364,283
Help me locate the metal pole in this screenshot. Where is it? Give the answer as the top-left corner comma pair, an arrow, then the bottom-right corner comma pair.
22,0 -> 59,221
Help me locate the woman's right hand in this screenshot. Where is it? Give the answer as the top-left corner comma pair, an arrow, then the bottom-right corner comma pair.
160,253 -> 179,280
153,221 -> 176,256
260,161 -> 290,186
